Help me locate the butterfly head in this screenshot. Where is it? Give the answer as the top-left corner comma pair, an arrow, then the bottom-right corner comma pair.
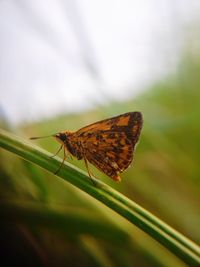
53,131 -> 72,145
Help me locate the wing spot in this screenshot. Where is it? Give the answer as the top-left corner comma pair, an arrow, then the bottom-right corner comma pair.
111,162 -> 119,170
108,133 -> 115,139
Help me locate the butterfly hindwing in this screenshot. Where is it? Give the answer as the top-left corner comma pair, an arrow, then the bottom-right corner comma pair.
82,131 -> 134,181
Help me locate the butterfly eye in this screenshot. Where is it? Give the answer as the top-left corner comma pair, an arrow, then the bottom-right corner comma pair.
57,133 -> 67,142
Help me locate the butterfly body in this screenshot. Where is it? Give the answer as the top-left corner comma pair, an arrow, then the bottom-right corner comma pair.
54,112 -> 143,181
55,132 -> 84,160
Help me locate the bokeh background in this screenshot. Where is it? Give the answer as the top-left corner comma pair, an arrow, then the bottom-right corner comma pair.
0,1 -> 200,266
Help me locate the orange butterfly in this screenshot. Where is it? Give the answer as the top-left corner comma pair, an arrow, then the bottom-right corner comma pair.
31,112 -> 143,182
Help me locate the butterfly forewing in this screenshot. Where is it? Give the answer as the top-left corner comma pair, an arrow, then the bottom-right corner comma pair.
75,112 -> 138,137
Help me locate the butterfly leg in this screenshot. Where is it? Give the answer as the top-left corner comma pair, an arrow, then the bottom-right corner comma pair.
54,147 -> 67,174
83,156 -> 97,185
50,145 -> 63,158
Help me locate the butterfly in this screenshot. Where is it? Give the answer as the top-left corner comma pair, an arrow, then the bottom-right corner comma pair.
30,112 -> 143,182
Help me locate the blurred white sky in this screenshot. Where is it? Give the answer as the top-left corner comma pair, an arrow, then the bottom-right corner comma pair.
0,0 -> 200,124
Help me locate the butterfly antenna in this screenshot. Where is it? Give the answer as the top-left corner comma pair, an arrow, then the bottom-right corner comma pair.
30,134 -> 56,140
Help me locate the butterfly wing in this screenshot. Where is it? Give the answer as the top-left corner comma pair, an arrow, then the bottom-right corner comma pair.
75,112 -> 143,181
76,112 -> 142,141
83,132 -> 134,181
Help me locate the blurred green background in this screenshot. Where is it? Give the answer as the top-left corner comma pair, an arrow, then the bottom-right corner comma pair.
1,45 -> 200,267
